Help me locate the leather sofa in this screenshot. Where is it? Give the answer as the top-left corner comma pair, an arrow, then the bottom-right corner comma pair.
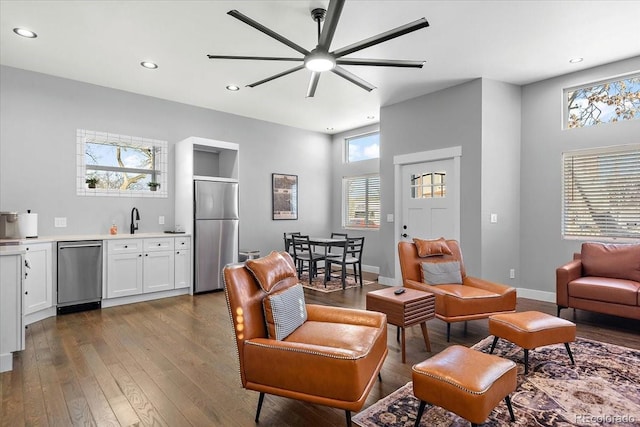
556,242 -> 640,320
223,251 -> 388,427
398,239 -> 517,341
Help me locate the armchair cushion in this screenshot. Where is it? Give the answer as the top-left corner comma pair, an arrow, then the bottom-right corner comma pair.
263,284 -> 307,340
413,237 -> 453,257
421,261 -> 463,285
246,250 -> 297,293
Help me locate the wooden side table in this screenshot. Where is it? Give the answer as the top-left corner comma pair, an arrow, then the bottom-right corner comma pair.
366,287 -> 435,363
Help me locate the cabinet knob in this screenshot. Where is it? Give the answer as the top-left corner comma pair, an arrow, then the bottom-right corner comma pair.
145,254 -> 148,256
158,243 -> 161,246
138,254 -> 142,257
124,245 -> 128,248
177,251 -> 180,255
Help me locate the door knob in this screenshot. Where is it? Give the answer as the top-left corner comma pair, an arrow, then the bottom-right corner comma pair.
402,233 -> 408,238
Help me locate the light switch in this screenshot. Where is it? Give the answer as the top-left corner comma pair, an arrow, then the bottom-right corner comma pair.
490,213 -> 498,223
386,214 -> 394,222
54,217 -> 67,228
159,216 -> 165,225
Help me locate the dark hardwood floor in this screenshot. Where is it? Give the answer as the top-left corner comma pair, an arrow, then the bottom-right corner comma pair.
2,277 -> 639,427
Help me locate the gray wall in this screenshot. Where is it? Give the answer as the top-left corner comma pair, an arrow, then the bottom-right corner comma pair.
379,79 -> 483,281
520,56 -> 640,298
330,123 -> 382,272
0,66 -> 332,258
480,79 -> 521,286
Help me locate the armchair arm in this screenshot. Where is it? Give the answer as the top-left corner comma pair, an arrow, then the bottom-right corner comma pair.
306,304 -> 386,328
463,276 -> 515,296
556,259 -> 582,307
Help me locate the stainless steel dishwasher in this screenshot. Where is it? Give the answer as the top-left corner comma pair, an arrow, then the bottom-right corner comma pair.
57,240 -> 102,314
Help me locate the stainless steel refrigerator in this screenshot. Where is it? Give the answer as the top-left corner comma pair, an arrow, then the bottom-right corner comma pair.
194,180 -> 239,293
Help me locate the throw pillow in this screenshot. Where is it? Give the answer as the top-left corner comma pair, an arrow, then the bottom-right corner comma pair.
413,237 -> 453,257
421,261 -> 463,285
246,251 -> 297,293
263,284 -> 307,340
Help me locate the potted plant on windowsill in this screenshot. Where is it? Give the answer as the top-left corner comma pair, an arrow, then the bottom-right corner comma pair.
86,177 -> 99,189
148,182 -> 160,192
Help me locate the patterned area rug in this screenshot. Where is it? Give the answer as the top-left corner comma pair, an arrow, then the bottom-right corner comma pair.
299,272 -> 374,293
353,337 -> 640,426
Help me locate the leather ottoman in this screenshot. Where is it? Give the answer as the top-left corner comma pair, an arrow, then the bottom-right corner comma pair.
489,311 -> 576,374
412,345 -> 516,427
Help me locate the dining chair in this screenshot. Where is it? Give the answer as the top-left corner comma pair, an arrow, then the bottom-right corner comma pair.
291,235 -> 326,284
325,237 -> 365,289
283,232 -> 301,254
327,232 -> 349,257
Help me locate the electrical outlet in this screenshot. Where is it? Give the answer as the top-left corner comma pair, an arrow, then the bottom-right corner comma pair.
54,217 -> 67,228
159,215 -> 165,225
509,269 -> 515,279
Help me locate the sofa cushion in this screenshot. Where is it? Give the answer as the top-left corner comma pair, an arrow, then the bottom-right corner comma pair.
421,261 -> 463,285
246,251 -> 297,293
413,237 -> 453,257
263,284 -> 307,340
568,276 -> 640,306
581,242 -> 640,283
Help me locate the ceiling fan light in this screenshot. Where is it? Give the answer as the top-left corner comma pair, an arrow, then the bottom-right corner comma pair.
304,50 -> 336,72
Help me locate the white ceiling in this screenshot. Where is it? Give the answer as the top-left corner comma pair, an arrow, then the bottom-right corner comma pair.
2,1 -> 639,134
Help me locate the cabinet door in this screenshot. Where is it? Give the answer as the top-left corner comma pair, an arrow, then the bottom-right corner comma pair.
143,251 -> 175,293
1,254 -> 24,372
24,243 -> 53,315
107,253 -> 143,298
174,249 -> 191,289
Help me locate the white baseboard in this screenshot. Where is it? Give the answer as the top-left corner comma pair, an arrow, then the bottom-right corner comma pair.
102,288 -> 190,308
516,288 -> 556,303
362,264 -> 379,275
377,276 -> 399,286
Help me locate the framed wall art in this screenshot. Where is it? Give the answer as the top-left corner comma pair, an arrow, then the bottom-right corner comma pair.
272,173 -> 298,220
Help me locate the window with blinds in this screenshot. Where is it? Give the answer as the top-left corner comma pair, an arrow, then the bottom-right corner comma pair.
562,145 -> 640,239
343,175 -> 380,229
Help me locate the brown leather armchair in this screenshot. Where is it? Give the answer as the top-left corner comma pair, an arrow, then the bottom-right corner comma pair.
223,251 -> 388,427
398,239 -> 516,341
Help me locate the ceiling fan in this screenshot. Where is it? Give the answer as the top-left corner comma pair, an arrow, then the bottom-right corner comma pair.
207,0 -> 429,97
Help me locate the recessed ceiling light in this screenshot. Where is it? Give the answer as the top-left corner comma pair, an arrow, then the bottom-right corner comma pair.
13,28 -> 37,38
326,127 -> 334,131
367,115 -> 376,120
226,85 -> 240,91
140,61 -> 158,69
569,57 -> 584,64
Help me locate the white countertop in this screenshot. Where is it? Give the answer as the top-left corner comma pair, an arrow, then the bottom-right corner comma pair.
0,232 -> 190,246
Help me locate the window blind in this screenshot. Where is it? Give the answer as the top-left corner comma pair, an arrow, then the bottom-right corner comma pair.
562,145 -> 640,239
344,175 -> 380,229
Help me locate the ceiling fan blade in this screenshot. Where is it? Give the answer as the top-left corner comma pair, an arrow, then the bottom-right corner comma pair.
207,55 -> 303,62
318,0 -> 345,50
332,18 -> 429,58
336,58 -> 425,68
246,65 -> 305,88
228,10 -> 309,56
331,66 -> 376,92
306,72 -> 321,98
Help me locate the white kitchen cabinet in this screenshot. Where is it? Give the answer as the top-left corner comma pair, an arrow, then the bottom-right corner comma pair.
1,253 -> 25,373
106,239 -> 144,298
23,242 -> 53,315
107,237 -> 180,298
174,237 -> 190,289
143,250 -> 175,293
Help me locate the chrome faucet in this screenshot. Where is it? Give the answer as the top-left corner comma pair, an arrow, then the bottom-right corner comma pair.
130,207 -> 140,234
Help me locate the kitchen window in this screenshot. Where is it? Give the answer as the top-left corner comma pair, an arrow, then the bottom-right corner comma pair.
562,144 -> 640,239
343,175 -> 380,229
77,129 -> 167,197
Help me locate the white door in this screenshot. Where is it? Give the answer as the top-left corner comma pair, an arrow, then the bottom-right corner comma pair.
401,159 -> 457,242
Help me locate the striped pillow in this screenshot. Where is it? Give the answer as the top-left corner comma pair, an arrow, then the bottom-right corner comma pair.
263,284 -> 307,340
